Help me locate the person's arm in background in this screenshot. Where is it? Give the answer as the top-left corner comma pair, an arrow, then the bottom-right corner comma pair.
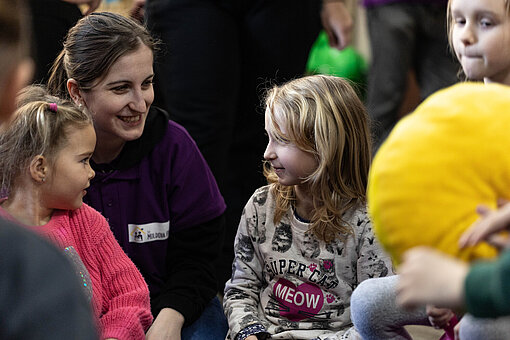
321,0 -> 353,50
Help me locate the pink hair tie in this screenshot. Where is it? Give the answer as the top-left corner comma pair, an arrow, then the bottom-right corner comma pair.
48,103 -> 58,113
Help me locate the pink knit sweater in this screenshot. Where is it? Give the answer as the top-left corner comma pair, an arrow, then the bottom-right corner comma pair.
0,203 -> 153,339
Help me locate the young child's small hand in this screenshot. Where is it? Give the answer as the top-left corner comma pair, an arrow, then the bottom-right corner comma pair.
396,247 -> 469,310
459,201 -> 510,250
425,305 -> 455,329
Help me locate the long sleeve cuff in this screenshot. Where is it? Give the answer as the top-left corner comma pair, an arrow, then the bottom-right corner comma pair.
465,251 -> 510,318
235,324 -> 269,340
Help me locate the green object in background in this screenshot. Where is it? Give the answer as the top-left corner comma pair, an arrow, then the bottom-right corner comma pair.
306,30 -> 367,90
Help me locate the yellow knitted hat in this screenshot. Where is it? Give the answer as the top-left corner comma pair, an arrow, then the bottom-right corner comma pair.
369,82 -> 510,265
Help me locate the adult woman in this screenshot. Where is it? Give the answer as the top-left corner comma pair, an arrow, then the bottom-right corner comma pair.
48,12 -> 227,339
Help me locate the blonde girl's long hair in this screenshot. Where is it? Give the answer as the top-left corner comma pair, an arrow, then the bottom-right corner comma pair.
0,85 -> 92,195
263,75 -> 371,243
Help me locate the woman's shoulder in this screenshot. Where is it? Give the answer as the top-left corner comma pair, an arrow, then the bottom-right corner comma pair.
162,117 -> 200,148
148,106 -> 194,140
147,108 -> 203,158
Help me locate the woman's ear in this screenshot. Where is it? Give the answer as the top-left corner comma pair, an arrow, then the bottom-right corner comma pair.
29,155 -> 48,184
67,78 -> 83,106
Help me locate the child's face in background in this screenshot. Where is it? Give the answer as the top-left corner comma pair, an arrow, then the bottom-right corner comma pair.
451,0 -> 510,84
80,44 -> 155,147
263,107 -> 318,187
42,124 -> 96,211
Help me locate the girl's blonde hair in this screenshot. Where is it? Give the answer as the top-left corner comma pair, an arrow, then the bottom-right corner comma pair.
264,75 -> 371,243
0,85 -> 92,194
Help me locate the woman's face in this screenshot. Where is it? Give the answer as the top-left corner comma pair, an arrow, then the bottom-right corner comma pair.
81,43 -> 155,148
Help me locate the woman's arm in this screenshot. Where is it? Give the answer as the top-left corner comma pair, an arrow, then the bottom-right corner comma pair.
150,214 -> 225,326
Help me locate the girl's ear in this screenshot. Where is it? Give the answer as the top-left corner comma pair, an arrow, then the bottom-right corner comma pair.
29,155 -> 48,183
67,79 -> 84,106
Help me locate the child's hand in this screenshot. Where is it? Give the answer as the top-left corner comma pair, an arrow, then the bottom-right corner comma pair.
425,305 -> 455,329
396,247 -> 469,310
459,200 -> 510,250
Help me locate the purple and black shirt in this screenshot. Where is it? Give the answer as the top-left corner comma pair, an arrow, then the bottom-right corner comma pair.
85,106 -> 226,325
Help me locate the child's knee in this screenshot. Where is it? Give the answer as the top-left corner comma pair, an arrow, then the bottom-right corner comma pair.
351,277 -> 396,330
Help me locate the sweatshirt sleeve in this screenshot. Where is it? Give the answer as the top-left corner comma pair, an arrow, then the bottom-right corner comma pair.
90,211 -> 153,340
355,210 -> 394,283
223,196 -> 269,340
464,250 -> 510,318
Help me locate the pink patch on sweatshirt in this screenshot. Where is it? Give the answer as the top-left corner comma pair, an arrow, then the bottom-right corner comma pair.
273,278 -> 324,321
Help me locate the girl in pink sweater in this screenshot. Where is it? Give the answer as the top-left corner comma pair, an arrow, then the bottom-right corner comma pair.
0,85 -> 153,339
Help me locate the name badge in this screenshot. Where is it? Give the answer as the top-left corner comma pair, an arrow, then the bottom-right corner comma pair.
128,221 -> 170,243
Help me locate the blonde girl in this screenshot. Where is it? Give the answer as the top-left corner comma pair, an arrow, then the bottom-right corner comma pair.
447,0 -> 510,85
0,85 -> 153,340
223,75 -> 392,340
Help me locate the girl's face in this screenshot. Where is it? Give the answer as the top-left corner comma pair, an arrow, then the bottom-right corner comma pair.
43,124 -> 96,211
451,0 -> 510,84
80,44 -> 155,148
263,107 -> 318,187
